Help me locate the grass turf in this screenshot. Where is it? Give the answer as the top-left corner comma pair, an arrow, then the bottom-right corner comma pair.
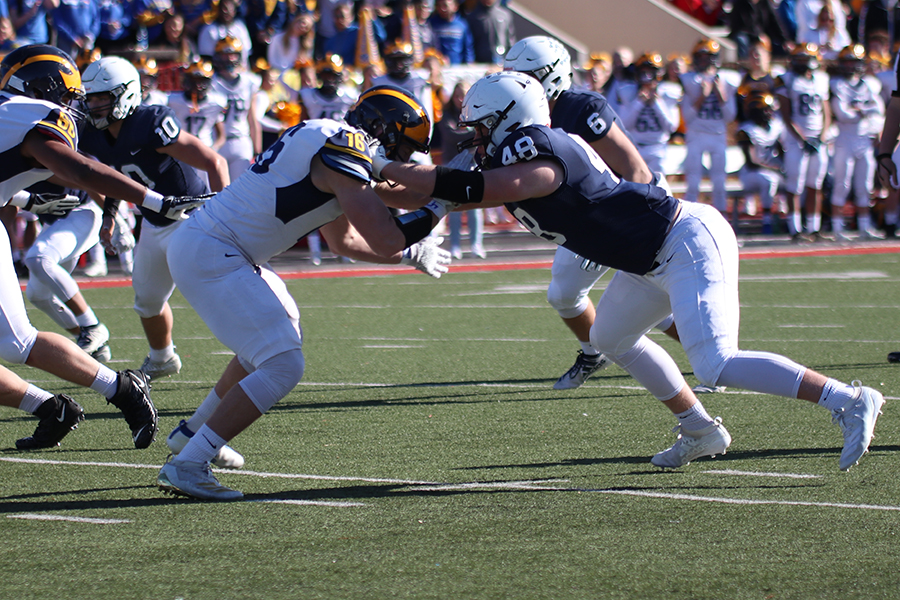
1,252 -> 899,599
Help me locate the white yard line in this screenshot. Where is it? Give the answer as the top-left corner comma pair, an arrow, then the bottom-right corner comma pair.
7,513 -> 130,524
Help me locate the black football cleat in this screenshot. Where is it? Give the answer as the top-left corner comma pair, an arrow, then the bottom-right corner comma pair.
16,394 -> 85,450
108,369 -> 158,449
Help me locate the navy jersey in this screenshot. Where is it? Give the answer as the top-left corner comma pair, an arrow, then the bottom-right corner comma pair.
495,125 -> 678,275
551,88 -> 619,144
79,104 -> 209,227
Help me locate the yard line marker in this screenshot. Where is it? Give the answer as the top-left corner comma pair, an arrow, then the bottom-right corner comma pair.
250,499 -> 366,507
590,489 -> 900,511
229,468 -> 437,485
412,479 -> 569,492
7,513 -> 130,524
702,469 -> 823,479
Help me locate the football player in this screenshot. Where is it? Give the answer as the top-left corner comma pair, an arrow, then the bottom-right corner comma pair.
829,44 -> 885,240
156,86 -> 451,500
0,44 -> 181,450
619,52 -> 682,173
297,53 -> 357,122
167,59 -> 227,151
878,48 -> 900,363
503,36 -> 680,391
373,40 -> 434,126
679,38 -> 739,213
735,92 -> 785,234
80,56 -> 230,388
211,35 -> 262,180
134,57 -> 169,107
775,43 -> 832,241
22,185 -> 113,361
375,71 -> 884,473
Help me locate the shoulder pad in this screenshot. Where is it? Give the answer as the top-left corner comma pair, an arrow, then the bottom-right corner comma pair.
35,107 -> 79,149
319,127 -> 374,183
490,125 -> 553,169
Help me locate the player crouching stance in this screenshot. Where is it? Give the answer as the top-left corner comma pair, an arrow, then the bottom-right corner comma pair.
374,72 -> 884,473
157,86 -> 451,500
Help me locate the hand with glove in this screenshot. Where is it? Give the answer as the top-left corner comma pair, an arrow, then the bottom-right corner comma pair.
101,211 -> 136,255
371,144 -> 392,182
159,193 -> 216,220
16,192 -> 81,216
400,236 -> 452,278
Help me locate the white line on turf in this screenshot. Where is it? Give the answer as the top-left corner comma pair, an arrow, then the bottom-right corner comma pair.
7,513 -> 130,524
702,469 -> 823,479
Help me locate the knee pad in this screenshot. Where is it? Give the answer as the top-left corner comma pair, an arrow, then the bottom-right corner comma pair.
238,349 -> 305,413
546,280 -> 591,319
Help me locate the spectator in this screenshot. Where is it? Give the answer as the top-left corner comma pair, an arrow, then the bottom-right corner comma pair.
736,36 -> 777,121
0,15 -> 20,51
806,2 -> 845,59
729,0 -> 793,59
197,0 -> 253,66
428,0 -> 473,64
177,0 -> 216,38
52,0 -> 100,59
131,0 -> 175,47
11,0 -> 59,45
243,0 -> 292,63
671,0 -> 725,26
796,0 -> 850,49
323,0 -> 386,68
267,11 -> 314,71
96,0 -> 134,54
157,12 -> 198,64
465,0 -> 514,64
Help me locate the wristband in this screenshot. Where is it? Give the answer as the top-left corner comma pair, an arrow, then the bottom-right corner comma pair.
102,198 -> 121,220
142,189 -> 164,213
431,165 -> 484,204
8,190 -> 31,209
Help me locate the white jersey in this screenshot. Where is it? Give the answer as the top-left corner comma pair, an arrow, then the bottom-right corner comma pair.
775,70 -> 830,137
830,75 -> 884,139
191,119 -> 374,265
0,93 -> 79,201
211,72 -> 260,140
298,87 -> 357,121
167,91 -> 227,147
620,90 -> 681,147
736,118 -> 785,170
142,89 -> 169,107
679,70 -> 738,135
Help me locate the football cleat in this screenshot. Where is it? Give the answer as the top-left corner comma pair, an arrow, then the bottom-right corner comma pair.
75,323 -> 109,355
158,457 -> 243,501
832,382 -> 884,471
15,394 -> 85,450
553,351 -> 612,390
651,417 -> 731,468
166,420 -> 245,469
692,384 -> 726,394
91,344 -> 112,363
140,353 -> 182,380
107,369 -> 158,449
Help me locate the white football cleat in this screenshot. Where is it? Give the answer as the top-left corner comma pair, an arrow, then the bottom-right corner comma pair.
833,382 -> 884,471
166,420 -> 245,469
553,351 -> 612,390
140,353 -> 182,380
158,457 -> 243,501
651,417 -> 731,468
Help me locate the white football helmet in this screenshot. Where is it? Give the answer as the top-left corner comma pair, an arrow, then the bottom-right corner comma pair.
460,71 -> 550,159
503,36 -> 572,101
81,56 -> 142,129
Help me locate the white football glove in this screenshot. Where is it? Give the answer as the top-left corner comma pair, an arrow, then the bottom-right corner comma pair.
25,193 -> 81,216
104,211 -> 135,255
371,144 -> 392,181
160,193 -> 215,220
400,236 -> 451,278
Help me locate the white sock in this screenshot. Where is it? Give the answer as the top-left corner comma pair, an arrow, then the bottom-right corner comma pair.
832,217 -> 844,234
790,212 -> 802,235
818,378 -> 856,411
92,366 -> 120,399
177,424 -> 227,464
186,389 -> 223,431
675,402 -> 716,433
149,344 -> 176,363
75,308 -> 99,328
858,214 -> 872,232
579,341 -> 599,356
20,384 -> 55,413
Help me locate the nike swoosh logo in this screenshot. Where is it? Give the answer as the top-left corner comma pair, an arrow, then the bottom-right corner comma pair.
465,186 -> 472,200
56,406 -> 66,422
130,149 -> 140,155
225,253 -> 239,258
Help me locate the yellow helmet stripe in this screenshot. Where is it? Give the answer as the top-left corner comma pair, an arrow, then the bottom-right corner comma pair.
0,53 -> 82,93
358,87 -> 427,120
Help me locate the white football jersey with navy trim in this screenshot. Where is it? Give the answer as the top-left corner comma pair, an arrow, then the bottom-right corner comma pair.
775,70 -> 830,136
167,91 -> 227,147
0,92 -> 80,202
191,119 -> 374,265
211,72 -> 260,140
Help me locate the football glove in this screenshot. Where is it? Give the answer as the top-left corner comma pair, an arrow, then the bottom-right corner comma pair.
400,235 -> 451,278
423,198 -> 459,220
24,193 -> 81,216
371,144 -> 392,181
160,193 -> 215,220
103,211 -> 135,255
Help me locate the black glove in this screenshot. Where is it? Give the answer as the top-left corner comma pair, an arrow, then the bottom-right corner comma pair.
25,193 -> 81,216
160,193 -> 216,220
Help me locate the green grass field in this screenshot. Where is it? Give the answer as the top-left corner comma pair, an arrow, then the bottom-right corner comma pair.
2,251 -> 900,600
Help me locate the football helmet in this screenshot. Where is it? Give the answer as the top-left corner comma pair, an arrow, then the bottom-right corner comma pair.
345,85 -> 431,158
692,38 -> 720,70
459,71 -> 550,159
81,56 -> 142,130
213,36 -> 243,76
837,44 -> 866,76
316,53 -> 345,96
745,92 -> 776,126
502,36 -> 572,101
0,44 -> 86,112
790,43 -> 820,73
635,52 -> 664,85
182,59 -> 214,101
383,39 -> 414,79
